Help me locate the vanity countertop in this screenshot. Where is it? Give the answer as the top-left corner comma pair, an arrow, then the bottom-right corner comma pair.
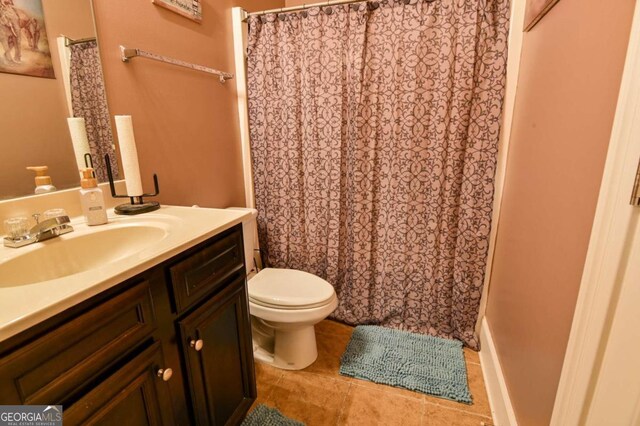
0,205 -> 251,342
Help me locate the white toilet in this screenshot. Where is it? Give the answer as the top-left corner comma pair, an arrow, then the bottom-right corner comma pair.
233,208 -> 338,370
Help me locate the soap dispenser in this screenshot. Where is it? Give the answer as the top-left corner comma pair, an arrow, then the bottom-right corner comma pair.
26,166 -> 57,194
80,168 -> 108,226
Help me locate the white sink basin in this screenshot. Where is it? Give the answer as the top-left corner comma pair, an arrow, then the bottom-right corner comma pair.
0,206 -> 251,342
0,224 -> 169,287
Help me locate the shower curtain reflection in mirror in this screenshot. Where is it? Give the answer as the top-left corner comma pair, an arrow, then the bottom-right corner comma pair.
62,40 -> 119,181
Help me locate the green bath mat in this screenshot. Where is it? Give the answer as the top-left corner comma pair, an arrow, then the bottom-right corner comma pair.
339,325 -> 472,404
242,404 -> 305,426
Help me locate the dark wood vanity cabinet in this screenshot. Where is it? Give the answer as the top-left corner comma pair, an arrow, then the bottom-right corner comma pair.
0,224 -> 256,426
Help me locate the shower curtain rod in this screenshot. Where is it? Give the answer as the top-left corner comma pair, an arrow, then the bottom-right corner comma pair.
63,36 -> 96,46
245,0 -> 380,19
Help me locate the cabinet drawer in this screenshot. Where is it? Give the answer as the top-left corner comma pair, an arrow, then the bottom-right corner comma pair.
169,227 -> 244,314
0,281 -> 155,405
64,341 -> 174,426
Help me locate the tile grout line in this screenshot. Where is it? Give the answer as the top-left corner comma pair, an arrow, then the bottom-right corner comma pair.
425,400 -> 494,420
419,398 -> 427,426
345,375 -> 488,414
348,381 -> 427,403
335,383 -> 353,426
260,368 -> 285,404
298,369 -> 352,383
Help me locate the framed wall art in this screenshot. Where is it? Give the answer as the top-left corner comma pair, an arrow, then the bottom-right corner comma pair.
0,0 -> 54,78
152,0 -> 202,23
525,0 -> 561,31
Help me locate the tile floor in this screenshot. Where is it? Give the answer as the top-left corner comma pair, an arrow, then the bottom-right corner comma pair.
249,320 -> 494,426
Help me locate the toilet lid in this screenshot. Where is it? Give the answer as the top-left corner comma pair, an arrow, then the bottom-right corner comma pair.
248,268 -> 336,308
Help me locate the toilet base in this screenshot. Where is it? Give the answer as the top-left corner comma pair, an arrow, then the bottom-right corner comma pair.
249,293 -> 338,371
252,322 -> 319,370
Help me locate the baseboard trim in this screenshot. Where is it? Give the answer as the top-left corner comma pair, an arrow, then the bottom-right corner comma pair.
479,318 -> 518,426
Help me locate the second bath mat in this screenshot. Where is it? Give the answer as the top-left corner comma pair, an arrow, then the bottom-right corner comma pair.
339,325 -> 472,404
242,404 -> 305,426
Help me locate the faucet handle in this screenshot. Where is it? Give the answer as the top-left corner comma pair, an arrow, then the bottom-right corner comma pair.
32,213 -> 40,225
3,217 -> 35,248
3,217 -> 29,239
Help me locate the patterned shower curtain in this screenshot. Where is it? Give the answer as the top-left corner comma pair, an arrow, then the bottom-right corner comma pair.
69,41 -> 119,182
247,0 -> 509,349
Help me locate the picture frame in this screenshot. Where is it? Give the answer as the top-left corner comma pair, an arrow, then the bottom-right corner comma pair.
524,0 -> 561,31
152,0 -> 202,23
0,0 -> 55,78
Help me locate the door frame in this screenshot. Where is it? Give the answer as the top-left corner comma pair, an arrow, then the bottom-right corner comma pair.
551,2 -> 640,424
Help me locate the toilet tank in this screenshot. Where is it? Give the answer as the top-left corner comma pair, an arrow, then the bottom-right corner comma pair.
227,207 -> 258,276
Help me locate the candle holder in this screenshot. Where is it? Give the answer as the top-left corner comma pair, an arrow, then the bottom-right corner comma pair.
105,154 -> 160,215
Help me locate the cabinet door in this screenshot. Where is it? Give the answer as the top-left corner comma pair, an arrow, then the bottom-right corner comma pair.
179,276 -> 256,426
64,342 -> 175,426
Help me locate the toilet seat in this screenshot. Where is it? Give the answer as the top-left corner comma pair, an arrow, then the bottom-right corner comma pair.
248,268 -> 335,309
250,293 -> 338,310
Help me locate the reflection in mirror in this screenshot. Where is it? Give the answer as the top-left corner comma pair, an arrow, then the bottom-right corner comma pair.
64,37 -> 119,183
0,0 -> 119,201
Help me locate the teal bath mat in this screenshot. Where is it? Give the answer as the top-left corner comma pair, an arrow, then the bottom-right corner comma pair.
242,404 -> 305,426
340,325 -> 472,404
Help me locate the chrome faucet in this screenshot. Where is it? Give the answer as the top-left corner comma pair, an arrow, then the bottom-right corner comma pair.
3,213 -> 74,248
30,215 -> 74,242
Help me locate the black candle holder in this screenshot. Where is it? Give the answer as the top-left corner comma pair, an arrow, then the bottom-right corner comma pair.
105,154 -> 160,215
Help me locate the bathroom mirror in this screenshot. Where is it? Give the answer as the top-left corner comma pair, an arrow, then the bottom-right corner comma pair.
0,0 -> 119,201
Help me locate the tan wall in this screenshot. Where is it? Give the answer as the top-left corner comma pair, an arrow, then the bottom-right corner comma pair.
285,0 -> 306,6
485,0 -> 635,425
92,0 -> 283,208
0,0 -> 95,200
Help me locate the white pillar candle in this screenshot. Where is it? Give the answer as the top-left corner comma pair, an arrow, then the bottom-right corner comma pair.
67,117 -> 91,174
114,115 -> 144,196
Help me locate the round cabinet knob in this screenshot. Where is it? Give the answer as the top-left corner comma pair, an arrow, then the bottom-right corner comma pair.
190,339 -> 204,351
157,368 -> 173,382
